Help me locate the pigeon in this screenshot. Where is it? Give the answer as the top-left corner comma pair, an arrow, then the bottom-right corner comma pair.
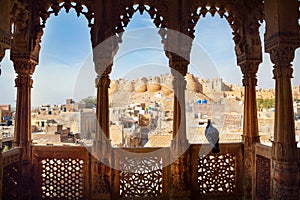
205,119 -> 220,153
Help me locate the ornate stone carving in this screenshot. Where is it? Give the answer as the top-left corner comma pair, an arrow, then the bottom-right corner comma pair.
38,0 -> 95,28
273,67 -> 293,79
94,158 -> 111,194
0,30 -> 11,50
271,141 -> 298,163
187,1 -> 232,38
188,1 -> 263,63
3,162 -> 21,199
188,3 -> 239,39
114,1 -> 167,43
256,155 -> 271,199
13,59 -> 36,75
0,49 -> 5,62
198,154 -> 236,195
265,34 -> 300,66
2,148 -> 22,200
240,61 -> 259,87
167,52 -> 189,76
171,154 -> 189,193
243,148 -> 253,198
119,156 -> 163,197
30,0 -> 95,62
10,0 -> 36,62
40,158 -> 85,199
14,75 -> 33,88
11,0 -> 30,34
273,184 -> 298,200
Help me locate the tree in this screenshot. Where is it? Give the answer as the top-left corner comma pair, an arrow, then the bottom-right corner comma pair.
81,96 -> 96,108
256,98 -> 275,110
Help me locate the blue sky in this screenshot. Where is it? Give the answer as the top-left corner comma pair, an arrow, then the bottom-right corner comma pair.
1,9 -> 300,106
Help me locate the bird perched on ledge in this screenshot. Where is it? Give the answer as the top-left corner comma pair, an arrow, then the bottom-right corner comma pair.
205,119 -> 220,153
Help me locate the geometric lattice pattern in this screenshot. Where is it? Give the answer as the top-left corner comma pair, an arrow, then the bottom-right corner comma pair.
256,155 -> 271,199
198,154 -> 236,194
3,163 -> 20,200
2,148 -> 22,200
119,156 -> 163,197
40,158 -> 84,199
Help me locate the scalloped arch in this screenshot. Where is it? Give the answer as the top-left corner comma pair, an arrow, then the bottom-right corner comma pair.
114,2 -> 168,43
38,0 -> 95,28
188,3 -> 242,46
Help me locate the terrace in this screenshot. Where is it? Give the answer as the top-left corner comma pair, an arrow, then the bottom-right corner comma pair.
2,142 -> 299,199
0,0 -> 300,199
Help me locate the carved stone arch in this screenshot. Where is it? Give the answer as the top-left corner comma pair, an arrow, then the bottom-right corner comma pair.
114,0 -> 168,43
37,0 -> 95,28
188,0 -> 264,63
29,0 -> 95,62
187,1 -> 242,45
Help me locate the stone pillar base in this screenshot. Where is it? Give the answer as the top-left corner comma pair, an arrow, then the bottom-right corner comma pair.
272,161 -> 299,199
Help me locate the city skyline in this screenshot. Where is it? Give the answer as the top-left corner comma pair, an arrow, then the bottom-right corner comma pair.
1,9 -> 300,106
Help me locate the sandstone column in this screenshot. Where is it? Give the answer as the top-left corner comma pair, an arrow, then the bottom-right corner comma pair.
13,59 -> 36,161
92,57 -> 113,199
264,0 -> 299,198
95,65 -> 112,156
269,46 -> 299,199
168,52 -> 190,198
13,58 -> 37,199
169,53 -> 189,154
240,60 -> 260,199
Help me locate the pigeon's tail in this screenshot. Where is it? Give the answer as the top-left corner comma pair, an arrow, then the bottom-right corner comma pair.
212,140 -> 220,154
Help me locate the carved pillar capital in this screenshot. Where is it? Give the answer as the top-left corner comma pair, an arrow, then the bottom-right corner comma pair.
240,61 -> 259,87
96,72 -> 111,89
265,34 -> 300,67
15,75 -> 34,88
167,52 -> 189,76
272,67 -> 293,79
13,59 -> 37,75
13,59 -> 36,88
172,75 -> 186,91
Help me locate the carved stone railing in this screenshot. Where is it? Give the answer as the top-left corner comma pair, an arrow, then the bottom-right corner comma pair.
255,143 -> 272,200
190,143 -> 244,199
111,147 -> 170,199
298,147 -> 300,198
2,147 -> 22,200
30,143 -> 247,199
31,145 -> 91,199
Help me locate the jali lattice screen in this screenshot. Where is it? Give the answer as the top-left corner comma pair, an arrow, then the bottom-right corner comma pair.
198,153 -> 236,194
119,156 -> 163,197
40,158 -> 84,199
